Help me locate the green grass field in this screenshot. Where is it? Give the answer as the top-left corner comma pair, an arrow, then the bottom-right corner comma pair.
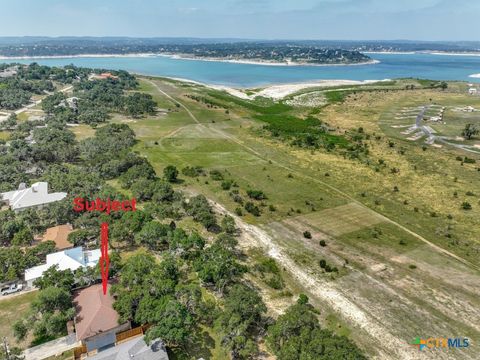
0,291 -> 38,349
0,131 -> 9,140
104,77 -> 480,358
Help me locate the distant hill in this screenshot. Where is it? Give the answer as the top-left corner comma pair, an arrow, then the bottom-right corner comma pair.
0,38 -> 478,64
0,38 -> 371,65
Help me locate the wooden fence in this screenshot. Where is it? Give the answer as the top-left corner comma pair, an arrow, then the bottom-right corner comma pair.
115,326 -> 144,344
73,325 -> 151,359
73,344 -> 87,359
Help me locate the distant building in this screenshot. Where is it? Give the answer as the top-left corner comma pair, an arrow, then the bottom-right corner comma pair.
86,336 -> 169,360
40,224 -> 74,250
74,283 -> 131,355
24,246 -> 101,288
0,182 -> 67,212
0,67 -> 17,78
89,72 -> 119,81
468,88 -> 478,95
58,97 -> 79,111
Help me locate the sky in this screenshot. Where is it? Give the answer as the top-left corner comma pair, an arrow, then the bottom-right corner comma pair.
1,0 -> 479,41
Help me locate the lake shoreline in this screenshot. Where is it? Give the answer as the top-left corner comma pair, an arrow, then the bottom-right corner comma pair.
157,54 -> 379,67
365,51 -> 480,57
0,52 -> 379,67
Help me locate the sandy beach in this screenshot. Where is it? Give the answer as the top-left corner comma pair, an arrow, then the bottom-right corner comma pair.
164,76 -> 390,100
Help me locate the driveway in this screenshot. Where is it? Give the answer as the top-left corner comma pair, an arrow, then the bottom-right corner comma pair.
23,334 -> 79,360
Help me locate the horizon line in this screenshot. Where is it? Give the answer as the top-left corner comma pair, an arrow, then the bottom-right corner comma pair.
0,36 -> 478,43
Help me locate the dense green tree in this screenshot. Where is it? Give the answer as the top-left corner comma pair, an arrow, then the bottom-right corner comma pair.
266,297 -> 366,360
185,195 -> 218,230
144,299 -> 193,347
0,246 -> 24,282
119,162 -> 156,188
135,221 -> 171,250
33,265 -> 74,290
11,227 -> 34,246
67,229 -> 95,247
217,284 -> 267,359
194,241 -> 247,292
14,286 -> 75,342
111,210 -> 150,246
462,123 -> 479,140
123,93 -> 156,117
163,165 -> 179,183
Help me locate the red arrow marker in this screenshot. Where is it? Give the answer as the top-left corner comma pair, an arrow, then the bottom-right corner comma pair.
100,222 -> 110,295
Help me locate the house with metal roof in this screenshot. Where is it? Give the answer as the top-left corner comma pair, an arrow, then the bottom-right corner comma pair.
86,336 -> 169,360
1,182 -> 67,212
24,246 -> 101,288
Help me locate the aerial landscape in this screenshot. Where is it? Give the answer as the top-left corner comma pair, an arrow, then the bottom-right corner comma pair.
0,1 -> 479,360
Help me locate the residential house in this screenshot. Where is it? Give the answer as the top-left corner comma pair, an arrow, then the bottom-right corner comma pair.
89,72 -> 119,81
1,182 -> 67,212
0,67 -> 17,78
24,246 -> 101,288
86,336 -> 169,360
40,224 -> 74,250
74,284 -> 131,355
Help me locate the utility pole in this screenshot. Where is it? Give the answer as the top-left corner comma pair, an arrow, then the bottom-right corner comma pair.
2,337 -> 10,360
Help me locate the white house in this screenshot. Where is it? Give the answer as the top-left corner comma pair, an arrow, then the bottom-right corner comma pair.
24,246 -> 101,288
1,182 -> 67,212
468,88 -> 478,95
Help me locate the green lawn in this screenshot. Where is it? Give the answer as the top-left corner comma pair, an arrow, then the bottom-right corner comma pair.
0,131 -> 10,141
0,291 -> 38,349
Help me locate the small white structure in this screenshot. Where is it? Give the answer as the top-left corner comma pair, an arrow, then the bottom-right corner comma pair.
24,247 -> 101,288
469,88 -> 478,95
1,182 -> 67,212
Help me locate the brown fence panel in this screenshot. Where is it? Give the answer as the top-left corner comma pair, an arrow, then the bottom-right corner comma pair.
73,344 -> 87,359
115,326 -> 144,343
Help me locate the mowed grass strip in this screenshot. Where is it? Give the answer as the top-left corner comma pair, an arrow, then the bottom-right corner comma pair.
0,290 -> 38,348
294,202 -> 385,236
0,131 -> 10,140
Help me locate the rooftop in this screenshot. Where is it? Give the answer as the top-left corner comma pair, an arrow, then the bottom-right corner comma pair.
73,283 -> 120,341
41,224 -> 74,250
1,182 -> 67,211
86,336 -> 168,360
25,246 -> 101,282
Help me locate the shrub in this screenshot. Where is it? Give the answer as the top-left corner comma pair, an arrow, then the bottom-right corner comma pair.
221,180 -> 234,190
461,202 -> 472,210
319,240 -> 327,247
182,166 -> 204,177
247,189 -> 267,200
162,166 -> 179,183
210,169 -> 224,181
245,202 -> 261,216
265,275 -> 284,290
303,231 -> 312,239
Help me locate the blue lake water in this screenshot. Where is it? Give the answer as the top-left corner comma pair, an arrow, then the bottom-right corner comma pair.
3,53 -> 480,88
